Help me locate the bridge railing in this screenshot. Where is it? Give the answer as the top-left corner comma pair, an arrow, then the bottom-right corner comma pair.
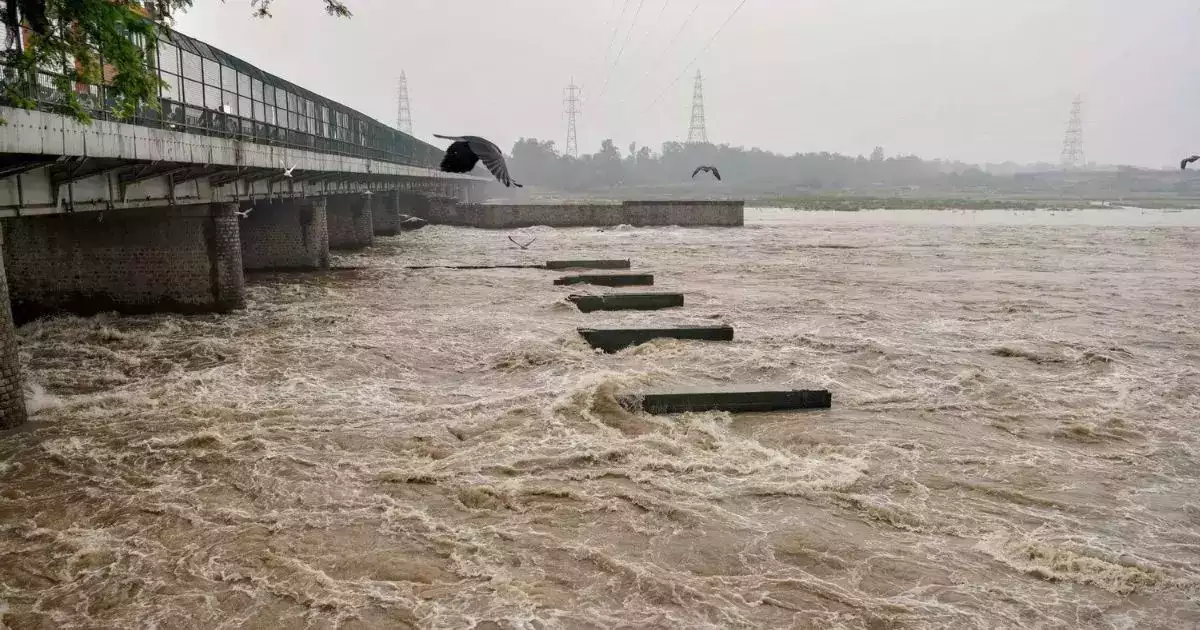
0,24 -> 446,170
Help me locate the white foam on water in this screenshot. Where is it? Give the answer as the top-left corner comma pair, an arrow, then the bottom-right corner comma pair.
1,207 -> 1199,628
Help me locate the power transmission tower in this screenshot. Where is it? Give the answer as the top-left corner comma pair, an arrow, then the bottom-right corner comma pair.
564,80 -> 581,158
396,71 -> 413,135
1060,95 -> 1084,169
687,69 -> 709,144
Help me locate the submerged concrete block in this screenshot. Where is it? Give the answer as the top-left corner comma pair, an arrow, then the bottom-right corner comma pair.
567,292 -> 683,313
554,273 -> 654,287
578,324 -> 733,353
620,386 -> 832,414
545,259 -> 631,270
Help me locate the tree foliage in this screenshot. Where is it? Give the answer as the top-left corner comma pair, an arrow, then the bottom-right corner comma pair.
508,137 -> 991,197
1,0 -> 350,123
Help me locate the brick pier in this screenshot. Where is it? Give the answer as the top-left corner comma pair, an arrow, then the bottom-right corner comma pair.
2,202 -> 246,323
240,197 -> 331,270
327,194 -> 374,250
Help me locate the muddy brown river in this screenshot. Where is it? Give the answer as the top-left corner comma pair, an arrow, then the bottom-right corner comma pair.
1,208 -> 1198,629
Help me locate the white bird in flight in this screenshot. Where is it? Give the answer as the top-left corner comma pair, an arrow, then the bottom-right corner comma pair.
280,160 -> 298,178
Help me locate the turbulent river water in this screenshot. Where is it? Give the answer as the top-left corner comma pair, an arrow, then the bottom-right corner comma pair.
1,207 -> 1199,629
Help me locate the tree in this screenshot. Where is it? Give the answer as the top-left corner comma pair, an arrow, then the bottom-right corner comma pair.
596,139 -> 622,186
504,135 -> 989,196
1,1 -> 351,123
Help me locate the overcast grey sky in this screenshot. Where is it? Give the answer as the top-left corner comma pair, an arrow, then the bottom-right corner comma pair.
175,1 -> 1200,168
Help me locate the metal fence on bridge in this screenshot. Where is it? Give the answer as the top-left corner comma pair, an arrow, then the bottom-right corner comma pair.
0,16 -> 445,170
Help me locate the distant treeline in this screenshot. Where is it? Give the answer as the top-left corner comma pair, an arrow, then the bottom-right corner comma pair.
509,138 -> 981,194
504,138 -> 1200,202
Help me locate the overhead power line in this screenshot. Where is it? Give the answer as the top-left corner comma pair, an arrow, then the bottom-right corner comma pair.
597,0 -> 648,100
601,0 -> 635,68
652,0 -> 701,69
640,0 -> 751,115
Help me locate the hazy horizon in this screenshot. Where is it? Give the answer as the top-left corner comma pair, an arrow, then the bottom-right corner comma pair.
173,1 -> 1200,169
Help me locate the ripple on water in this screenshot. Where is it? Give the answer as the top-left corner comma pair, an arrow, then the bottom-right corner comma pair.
1,208 -> 1199,628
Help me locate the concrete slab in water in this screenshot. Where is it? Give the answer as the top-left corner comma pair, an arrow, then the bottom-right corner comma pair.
619,385 -> 832,414
578,325 -> 733,353
568,292 -> 683,313
554,273 -> 654,287
545,259 -> 631,270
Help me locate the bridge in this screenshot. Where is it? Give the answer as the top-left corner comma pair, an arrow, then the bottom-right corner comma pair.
0,26 -> 492,428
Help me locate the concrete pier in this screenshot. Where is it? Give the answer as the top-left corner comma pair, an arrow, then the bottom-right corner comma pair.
0,236 -> 27,428
554,273 -> 654,287
545,259 -> 632,270
240,197 -> 330,271
3,203 -> 245,323
620,386 -> 832,414
568,292 -> 684,313
327,194 -> 374,250
578,324 -> 733,353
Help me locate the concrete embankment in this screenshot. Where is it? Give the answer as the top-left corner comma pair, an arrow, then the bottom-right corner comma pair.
415,199 -> 744,228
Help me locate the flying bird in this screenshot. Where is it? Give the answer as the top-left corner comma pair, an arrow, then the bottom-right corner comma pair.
1182,155 -> 1200,171
692,165 -> 721,181
280,160 -> 297,177
433,134 -> 523,187
507,235 -> 537,250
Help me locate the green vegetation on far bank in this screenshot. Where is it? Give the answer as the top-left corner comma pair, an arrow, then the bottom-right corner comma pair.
751,195 -> 1200,211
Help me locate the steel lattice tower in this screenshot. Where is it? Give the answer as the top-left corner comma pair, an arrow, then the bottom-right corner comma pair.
564,80 -> 581,158
1060,95 -> 1084,169
686,69 -> 709,144
396,72 -> 413,135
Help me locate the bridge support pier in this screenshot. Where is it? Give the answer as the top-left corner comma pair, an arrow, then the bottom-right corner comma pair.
0,235 -> 27,429
240,197 -> 330,271
326,194 -> 373,250
398,191 -> 432,221
371,191 -> 402,237
2,203 -> 246,323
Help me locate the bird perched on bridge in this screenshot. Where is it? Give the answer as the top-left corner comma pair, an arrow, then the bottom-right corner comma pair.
1181,155 -> 1200,171
433,134 -> 522,188
692,165 -> 721,181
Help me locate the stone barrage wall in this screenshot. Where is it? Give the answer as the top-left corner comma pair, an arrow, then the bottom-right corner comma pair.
326,194 -> 374,249
2,202 -> 246,323
0,232 -> 27,428
419,200 -> 744,229
620,200 -> 744,227
240,197 -> 330,270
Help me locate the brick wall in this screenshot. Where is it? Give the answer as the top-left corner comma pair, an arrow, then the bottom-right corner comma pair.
326,194 -> 374,249
398,191 -> 433,221
372,191 -> 401,236
0,232 -> 26,428
2,203 -> 247,323
240,197 -> 330,270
